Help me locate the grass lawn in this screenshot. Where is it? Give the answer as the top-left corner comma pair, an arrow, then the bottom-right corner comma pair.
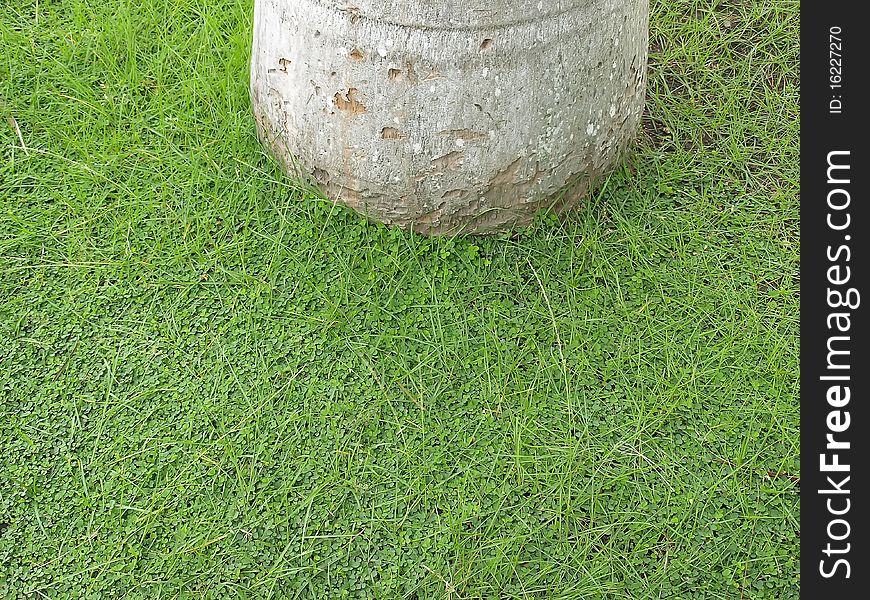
0,0 -> 799,597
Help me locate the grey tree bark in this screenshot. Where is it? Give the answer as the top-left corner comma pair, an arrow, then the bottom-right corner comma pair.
251,0 -> 648,235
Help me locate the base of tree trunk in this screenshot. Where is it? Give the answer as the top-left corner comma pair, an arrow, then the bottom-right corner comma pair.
251,1 -> 648,236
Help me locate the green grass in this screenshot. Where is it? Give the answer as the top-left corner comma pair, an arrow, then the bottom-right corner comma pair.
0,0 -> 799,597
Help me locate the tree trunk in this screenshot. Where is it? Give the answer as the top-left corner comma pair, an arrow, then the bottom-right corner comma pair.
251,0 -> 648,235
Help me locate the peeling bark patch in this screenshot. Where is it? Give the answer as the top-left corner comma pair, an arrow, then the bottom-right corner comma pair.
349,48 -> 365,60
479,159 -> 545,210
442,189 -> 468,201
381,127 -> 406,140
416,201 -> 447,226
333,88 -> 366,114
489,158 -> 523,188
387,68 -> 402,81
430,151 -> 464,172
313,167 -> 330,184
440,129 -> 486,141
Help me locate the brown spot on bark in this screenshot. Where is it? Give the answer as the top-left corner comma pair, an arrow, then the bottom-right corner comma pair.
350,48 -> 365,60
333,88 -> 367,114
480,38 -> 494,50
278,58 -> 291,73
341,5 -> 362,25
381,127 -> 406,140
439,129 -> 486,141
388,69 -> 402,81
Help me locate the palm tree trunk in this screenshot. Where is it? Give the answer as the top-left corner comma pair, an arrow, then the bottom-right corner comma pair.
251,0 -> 648,235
